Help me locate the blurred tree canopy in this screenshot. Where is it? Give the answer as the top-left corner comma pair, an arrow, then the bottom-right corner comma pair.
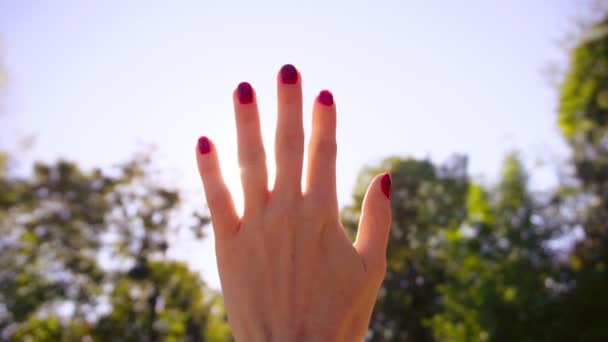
0,154 -> 229,341
342,156 -> 468,341
551,13 -> 608,341
429,155 -> 559,341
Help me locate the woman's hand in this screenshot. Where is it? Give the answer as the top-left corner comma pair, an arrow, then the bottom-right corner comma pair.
195,64 -> 392,341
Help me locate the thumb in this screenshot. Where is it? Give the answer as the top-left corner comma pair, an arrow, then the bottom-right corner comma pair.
354,172 -> 392,274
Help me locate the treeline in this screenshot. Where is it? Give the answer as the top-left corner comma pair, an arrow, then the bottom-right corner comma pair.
0,13 -> 607,342
0,153 -> 231,341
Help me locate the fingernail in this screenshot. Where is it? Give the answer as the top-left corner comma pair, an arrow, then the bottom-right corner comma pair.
237,82 -> 253,104
280,64 -> 298,84
198,136 -> 211,154
381,173 -> 391,199
318,90 -> 334,106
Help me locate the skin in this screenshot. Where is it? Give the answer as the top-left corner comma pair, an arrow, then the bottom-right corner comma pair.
195,65 -> 392,341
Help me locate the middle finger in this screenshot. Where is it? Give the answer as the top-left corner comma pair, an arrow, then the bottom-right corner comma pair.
274,64 -> 304,198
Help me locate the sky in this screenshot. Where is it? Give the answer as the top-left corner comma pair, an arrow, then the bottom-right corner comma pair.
0,0 -> 587,289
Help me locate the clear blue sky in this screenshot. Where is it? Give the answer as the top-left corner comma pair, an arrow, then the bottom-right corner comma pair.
0,0 -> 584,289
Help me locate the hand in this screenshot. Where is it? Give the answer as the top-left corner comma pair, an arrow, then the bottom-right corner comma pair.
195,64 -> 392,341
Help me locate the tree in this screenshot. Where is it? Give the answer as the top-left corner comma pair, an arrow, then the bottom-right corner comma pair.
0,153 -> 229,341
93,261 -> 231,342
429,154 -> 557,341
342,156 -> 469,341
551,13 -> 608,340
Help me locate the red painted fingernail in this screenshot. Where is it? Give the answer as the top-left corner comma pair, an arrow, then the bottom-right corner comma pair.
237,82 -> 253,104
381,173 -> 391,199
318,90 -> 334,106
198,136 -> 211,154
280,64 -> 298,84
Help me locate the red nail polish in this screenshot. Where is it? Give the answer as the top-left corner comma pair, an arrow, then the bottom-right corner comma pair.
318,90 -> 334,106
280,64 -> 298,84
381,173 -> 391,199
237,82 -> 253,104
198,136 -> 211,154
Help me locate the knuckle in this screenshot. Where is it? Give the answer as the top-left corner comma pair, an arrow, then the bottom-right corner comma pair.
239,148 -> 265,168
303,192 -> 333,214
278,131 -> 304,152
313,139 -> 337,157
206,188 -> 225,211
302,203 -> 327,225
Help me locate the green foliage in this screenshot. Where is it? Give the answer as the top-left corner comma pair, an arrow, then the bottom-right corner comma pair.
343,154 -> 564,341
94,261 -> 230,342
551,13 -> 608,341
558,16 -> 608,197
342,155 -> 469,341
559,17 -> 608,143
429,154 -> 557,342
0,153 -> 230,340
11,316 -> 90,342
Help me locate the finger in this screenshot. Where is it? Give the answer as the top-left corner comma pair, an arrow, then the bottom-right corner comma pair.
274,64 -> 304,197
233,82 -> 268,213
195,136 -> 240,239
305,90 -> 337,209
354,173 -> 392,276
